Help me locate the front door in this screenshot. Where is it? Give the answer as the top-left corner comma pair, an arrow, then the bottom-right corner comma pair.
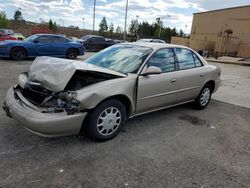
35,35 -> 53,55
136,48 -> 179,114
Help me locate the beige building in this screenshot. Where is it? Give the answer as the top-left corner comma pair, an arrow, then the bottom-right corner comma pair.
172,5 -> 250,58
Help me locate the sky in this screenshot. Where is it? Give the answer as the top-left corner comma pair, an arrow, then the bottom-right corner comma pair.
0,0 -> 249,33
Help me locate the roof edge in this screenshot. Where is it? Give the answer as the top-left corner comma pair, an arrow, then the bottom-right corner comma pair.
193,5 -> 250,15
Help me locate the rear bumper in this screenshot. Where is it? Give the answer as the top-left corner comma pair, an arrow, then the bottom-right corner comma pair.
3,87 -> 87,137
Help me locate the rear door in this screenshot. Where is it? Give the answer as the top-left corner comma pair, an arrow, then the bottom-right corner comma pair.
35,35 -> 53,55
172,48 -> 206,103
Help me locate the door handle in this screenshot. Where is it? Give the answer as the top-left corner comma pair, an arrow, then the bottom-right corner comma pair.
170,78 -> 177,82
200,73 -> 205,77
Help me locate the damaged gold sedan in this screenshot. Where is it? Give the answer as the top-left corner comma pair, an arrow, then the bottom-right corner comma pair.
3,43 -> 220,141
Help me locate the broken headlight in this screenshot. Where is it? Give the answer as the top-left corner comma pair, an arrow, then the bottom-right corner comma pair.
57,91 -> 80,114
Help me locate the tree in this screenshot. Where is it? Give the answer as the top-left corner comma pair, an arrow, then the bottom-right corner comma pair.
0,11 -> 9,28
99,17 -> 108,35
53,21 -> 58,31
128,19 -> 139,36
14,8 -> 23,21
179,29 -> 184,37
108,22 -> 114,37
48,19 -> 58,32
49,19 -> 53,30
116,26 -> 122,34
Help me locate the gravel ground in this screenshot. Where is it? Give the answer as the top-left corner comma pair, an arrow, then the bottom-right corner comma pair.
0,55 -> 250,188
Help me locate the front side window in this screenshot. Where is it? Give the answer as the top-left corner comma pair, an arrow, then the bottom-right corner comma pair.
53,36 -> 68,42
85,44 -> 152,74
37,36 -> 52,43
175,48 -> 195,70
147,48 -> 175,73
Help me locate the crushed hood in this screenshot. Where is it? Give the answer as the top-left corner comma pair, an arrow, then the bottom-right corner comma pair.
28,56 -> 126,92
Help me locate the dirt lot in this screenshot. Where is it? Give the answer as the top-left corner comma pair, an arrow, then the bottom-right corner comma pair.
0,55 -> 250,187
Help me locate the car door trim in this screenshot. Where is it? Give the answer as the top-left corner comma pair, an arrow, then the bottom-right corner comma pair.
138,86 -> 200,101
132,99 -> 195,118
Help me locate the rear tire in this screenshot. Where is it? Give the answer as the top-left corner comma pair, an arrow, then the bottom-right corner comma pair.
194,84 -> 212,109
10,47 -> 27,60
85,99 -> 126,141
66,48 -> 78,59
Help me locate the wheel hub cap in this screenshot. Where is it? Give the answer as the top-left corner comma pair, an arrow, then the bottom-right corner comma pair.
200,88 -> 211,106
97,107 -> 121,136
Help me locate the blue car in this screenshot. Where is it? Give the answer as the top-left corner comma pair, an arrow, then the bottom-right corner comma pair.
0,34 -> 84,60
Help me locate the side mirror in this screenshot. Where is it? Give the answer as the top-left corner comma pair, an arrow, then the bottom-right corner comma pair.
141,66 -> 162,76
33,40 -> 39,43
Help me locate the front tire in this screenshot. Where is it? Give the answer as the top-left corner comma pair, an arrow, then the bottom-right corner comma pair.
10,47 -> 27,60
66,48 -> 78,59
194,84 -> 212,109
85,99 -> 126,141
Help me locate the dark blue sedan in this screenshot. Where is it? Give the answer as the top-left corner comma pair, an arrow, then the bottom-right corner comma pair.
0,34 -> 84,60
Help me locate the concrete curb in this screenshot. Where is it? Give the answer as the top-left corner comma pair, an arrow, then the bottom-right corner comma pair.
206,59 -> 250,66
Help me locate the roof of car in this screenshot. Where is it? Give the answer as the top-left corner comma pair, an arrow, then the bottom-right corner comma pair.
83,35 -> 104,38
33,34 -> 66,37
126,42 -> 191,50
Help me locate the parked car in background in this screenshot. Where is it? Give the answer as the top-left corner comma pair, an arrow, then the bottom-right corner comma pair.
0,32 -> 17,41
0,34 -> 84,60
81,35 -> 116,51
0,29 -> 14,35
68,36 -> 84,44
3,43 -> 221,141
137,38 -> 166,43
12,33 -> 25,40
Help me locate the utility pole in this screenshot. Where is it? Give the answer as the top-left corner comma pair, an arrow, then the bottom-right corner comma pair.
136,15 -> 139,40
82,17 -> 85,30
93,0 -> 96,33
123,0 -> 129,41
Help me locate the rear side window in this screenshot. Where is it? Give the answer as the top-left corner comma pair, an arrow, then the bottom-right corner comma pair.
147,48 -> 175,73
175,48 -> 195,70
53,36 -> 68,42
193,53 -> 202,67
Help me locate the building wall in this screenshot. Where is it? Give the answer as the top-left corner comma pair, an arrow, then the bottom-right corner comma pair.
171,36 -> 189,46
189,5 -> 250,58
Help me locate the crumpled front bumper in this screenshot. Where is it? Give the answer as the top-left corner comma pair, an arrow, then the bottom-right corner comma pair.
3,87 -> 87,137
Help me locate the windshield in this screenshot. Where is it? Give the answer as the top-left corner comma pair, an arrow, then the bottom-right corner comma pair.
81,35 -> 90,40
85,44 -> 152,74
24,35 -> 38,42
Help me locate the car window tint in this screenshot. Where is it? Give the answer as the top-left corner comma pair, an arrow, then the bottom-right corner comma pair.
175,48 -> 195,70
53,36 -> 67,42
193,53 -> 202,67
37,36 -> 52,43
147,48 -> 175,73
92,37 -> 104,42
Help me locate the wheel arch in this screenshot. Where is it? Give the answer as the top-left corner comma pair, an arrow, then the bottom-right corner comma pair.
10,46 -> 28,57
67,47 -> 79,55
93,94 -> 133,119
205,80 -> 215,93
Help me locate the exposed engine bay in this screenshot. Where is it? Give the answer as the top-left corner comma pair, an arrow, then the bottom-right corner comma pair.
17,71 -> 120,114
